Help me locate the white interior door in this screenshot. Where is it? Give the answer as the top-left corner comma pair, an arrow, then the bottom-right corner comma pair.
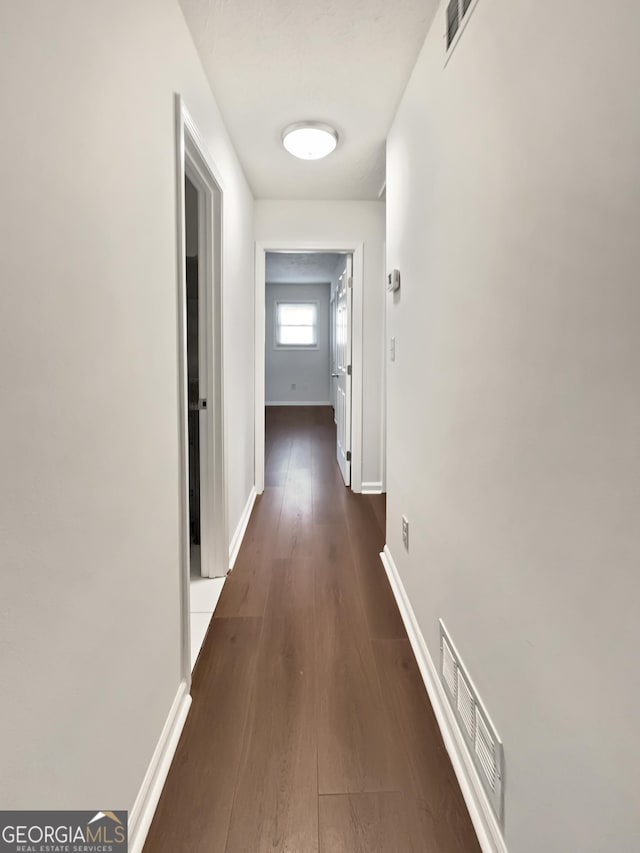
336,256 -> 352,485
330,295 -> 337,421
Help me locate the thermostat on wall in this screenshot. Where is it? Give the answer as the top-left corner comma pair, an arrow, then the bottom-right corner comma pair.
387,269 -> 400,292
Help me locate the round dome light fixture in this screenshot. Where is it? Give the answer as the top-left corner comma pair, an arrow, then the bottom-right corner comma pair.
282,121 -> 338,160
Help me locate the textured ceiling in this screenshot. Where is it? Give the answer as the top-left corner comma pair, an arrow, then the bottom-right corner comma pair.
266,252 -> 342,283
179,0 -> 439,200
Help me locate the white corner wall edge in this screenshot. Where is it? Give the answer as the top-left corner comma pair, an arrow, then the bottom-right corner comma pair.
129,680 -> 192,853
361,481 -> 384,494
229,486 -> 257,571
380,545 -> 508,853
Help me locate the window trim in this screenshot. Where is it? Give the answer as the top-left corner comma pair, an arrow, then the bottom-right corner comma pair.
273,299 -> 320,350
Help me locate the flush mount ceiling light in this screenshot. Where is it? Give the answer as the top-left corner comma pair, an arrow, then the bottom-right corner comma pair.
282,121 -> 338,160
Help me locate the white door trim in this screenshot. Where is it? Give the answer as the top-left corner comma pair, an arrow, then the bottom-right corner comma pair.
174,95 -> 228,686
255,241 -> 364,494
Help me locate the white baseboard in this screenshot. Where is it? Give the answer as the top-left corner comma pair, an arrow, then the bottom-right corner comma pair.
265,401 -> 332,406
380,546 -> 508,853
129,680 -> 192,853
361,481 -> 384,494
229,486 -> 257,571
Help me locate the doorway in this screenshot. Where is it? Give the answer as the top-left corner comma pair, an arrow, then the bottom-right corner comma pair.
263,252 -> 351,485
184,176 -> 203,575
255,241 -> 364,494
176,98 -> 228,679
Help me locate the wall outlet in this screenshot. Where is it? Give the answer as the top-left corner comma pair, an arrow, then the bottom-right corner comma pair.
402,515 -> 409,550
387,269 -> 401,292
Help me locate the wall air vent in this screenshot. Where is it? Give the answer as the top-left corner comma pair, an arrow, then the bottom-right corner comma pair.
446,0 -> 479,53
456,670 -> 476,741
442,636 -> 457,697
446,0 -> 459,48
439,620 -> 504,825
475,710 -> 499,793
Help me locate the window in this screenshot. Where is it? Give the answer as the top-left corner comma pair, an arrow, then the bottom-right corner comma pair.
275,301 -> 318,348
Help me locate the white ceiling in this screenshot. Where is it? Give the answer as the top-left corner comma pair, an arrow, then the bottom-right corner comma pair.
178,0 -> 439,200
266,252 -> 343,283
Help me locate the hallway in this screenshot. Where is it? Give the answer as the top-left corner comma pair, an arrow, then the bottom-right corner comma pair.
144,407 -> 480,852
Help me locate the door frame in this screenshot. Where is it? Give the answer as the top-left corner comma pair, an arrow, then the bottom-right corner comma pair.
255,240 -> 364,494
175,95 -> 228,683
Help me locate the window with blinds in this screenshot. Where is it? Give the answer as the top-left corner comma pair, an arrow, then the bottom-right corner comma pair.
275,302 -> 318,348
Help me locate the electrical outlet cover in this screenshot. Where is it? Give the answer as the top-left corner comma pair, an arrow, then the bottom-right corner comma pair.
402,515 -> 409,549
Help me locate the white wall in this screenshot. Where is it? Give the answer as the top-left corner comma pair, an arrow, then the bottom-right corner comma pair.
0,0 -> 254,814
266,283 -> 331,404
386,1 -> 640,852
255,201 -> 386,488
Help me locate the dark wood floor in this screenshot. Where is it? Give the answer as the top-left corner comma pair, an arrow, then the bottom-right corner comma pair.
144,406 -> 480,853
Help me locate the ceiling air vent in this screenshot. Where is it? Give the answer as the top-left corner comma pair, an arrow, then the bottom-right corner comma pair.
439,620 -> 505,825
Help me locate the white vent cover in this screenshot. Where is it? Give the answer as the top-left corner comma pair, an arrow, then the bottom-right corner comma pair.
446,0 -> 459,48
439,620 -> 504,824
442,636 -> 457,698
446,0 -> 478,52
456,671 -> 476,741
475,710 -> 498,793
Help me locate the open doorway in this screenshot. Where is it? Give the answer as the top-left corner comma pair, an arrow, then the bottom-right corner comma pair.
176,99 -> 228,677
185,176 -> 203,576
255,242 -> 364,494
264,252 -> 351,485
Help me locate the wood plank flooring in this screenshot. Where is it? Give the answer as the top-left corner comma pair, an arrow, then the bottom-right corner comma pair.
143,406 -> 481,853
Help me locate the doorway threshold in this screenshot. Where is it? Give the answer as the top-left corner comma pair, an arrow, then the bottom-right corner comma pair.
190,547 -> 225,670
